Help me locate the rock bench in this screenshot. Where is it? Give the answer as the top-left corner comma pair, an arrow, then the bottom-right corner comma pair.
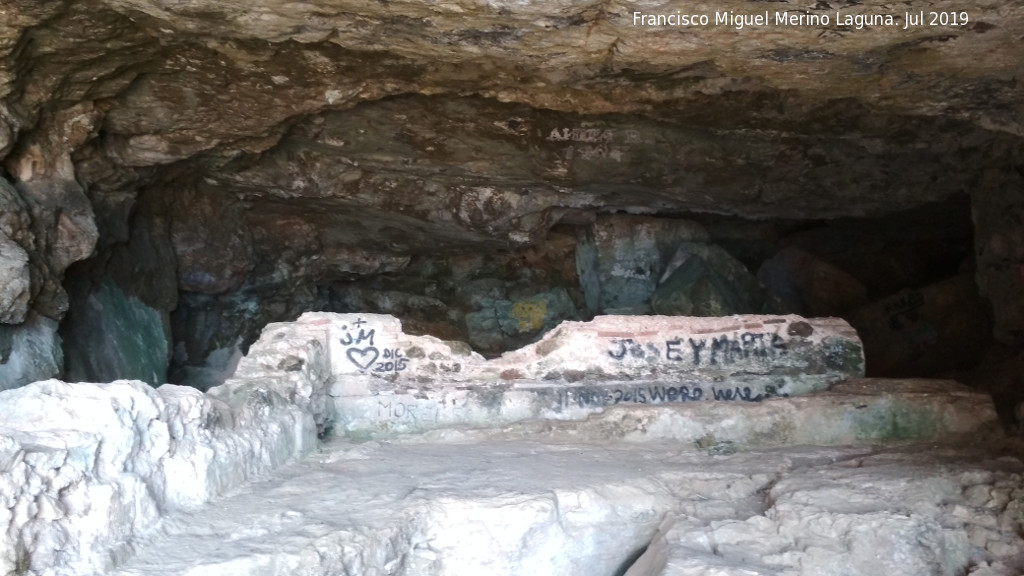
323,313 -> 864,436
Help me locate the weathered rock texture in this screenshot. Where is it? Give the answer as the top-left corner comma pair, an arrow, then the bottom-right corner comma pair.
0,313 -> 62,390
61,276 -> 169,385
974,167 -> 1024,347
0,0 -> 1022,385
758,245 -> 867,317
850,274 -> 992,377
105,439 -> 1024,576
0,316 -> 329,575
324,312 -> 864,435
624,445 -> 1024,576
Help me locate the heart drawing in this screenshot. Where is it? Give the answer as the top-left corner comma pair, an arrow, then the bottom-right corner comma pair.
346,347 -> 380,371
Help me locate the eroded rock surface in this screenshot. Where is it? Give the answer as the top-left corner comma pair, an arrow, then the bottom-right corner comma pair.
625,445 -> 1024,576
61,276 -> 169,386
104,438 -> 1024,576
318,312 -> 864,435
0,311 -> 330,575
758,245 -> 868,318
850,274 -> 992,377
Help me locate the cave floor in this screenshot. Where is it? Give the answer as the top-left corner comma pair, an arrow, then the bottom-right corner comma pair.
106,429 -> 1024,576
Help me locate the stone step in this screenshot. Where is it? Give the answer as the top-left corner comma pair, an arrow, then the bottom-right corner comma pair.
335,377 -> 998,443
409,378 -> 1002,451
346,379 -> 999,450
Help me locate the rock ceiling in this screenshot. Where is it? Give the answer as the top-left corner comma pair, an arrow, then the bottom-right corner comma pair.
4,0 -> 1022,214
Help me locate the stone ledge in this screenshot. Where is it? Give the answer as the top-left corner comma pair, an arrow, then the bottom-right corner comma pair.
327,313 -> 863,391
0,378 -> 319,576
321,312 -> 864,436
495,378 -> 1002,449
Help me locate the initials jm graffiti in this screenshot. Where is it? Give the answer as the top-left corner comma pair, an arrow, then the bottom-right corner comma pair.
338,318 -> 409,373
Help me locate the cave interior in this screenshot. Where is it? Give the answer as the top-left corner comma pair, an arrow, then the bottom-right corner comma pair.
3,1 -> 1024,574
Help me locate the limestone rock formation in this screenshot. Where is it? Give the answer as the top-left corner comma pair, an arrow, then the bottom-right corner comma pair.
0,313 -> 328,574
106,438 -> 1024,576
320,312 -> 864,435
465,286 -> 579,352
0,234 -> 30,324
626,449 -> 1024,576
0,181 -> 31,324
0,0 -> 1022,386
577,216 -> 707,314
974,168 -> 1024,347
2,2 -> 1024,572
651,250 -> 761,317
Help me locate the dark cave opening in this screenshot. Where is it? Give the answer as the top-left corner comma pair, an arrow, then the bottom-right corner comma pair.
56,186 -> 1022,424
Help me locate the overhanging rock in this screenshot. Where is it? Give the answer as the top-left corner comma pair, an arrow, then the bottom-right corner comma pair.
324,313 -> 864,436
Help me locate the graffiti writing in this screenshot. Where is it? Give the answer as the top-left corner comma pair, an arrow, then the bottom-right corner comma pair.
374,395 -> 463,421
667,330 -> 786,364
608,338 -> 646,360
339,318 -> 375,347
564,144 -> 623,162
608,332 -> 788,366
378,399 -> 417,419
556,383 -> 788,410
546,128 -> 615,143
711,386 -> 763,401
346,347 -> 379,370
545,126 -> 644,164
373,348 -> 409,373
338,318 -> 410,373
883,290 -> 924,330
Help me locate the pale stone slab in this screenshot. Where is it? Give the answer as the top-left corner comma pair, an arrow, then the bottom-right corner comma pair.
328,313 -> 862,389
479,378 -> 1001,450
494,314 -> 862,390
0,377 -> 319,575
106,437 -> 1024,576
323,312 -> 864,436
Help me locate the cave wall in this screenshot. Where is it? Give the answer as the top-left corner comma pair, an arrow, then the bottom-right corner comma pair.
0,0 -> 1022,387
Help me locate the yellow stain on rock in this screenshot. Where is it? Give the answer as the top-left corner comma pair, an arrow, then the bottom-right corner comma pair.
511,299 -> 547,332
